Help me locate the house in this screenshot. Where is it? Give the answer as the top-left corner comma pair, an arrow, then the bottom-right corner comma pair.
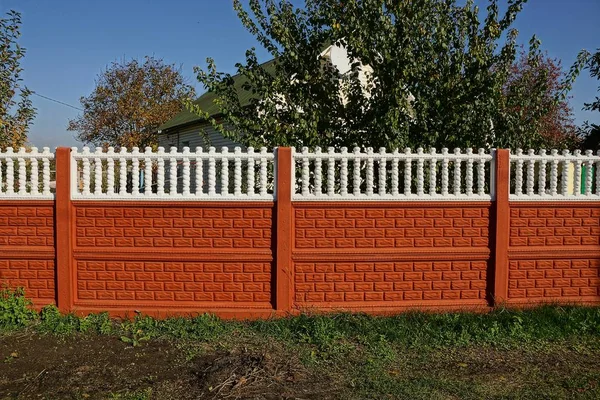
157,43 -> 373,150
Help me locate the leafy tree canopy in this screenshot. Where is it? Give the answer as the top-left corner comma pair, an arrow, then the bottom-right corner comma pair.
191,0 -> 581,151
69,56 -> 195,150
578,49 -> 600,150
0,10 -> 35,149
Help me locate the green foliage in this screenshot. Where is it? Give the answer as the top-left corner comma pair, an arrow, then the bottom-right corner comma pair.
192,0 -> 579,151
250,306 -> 600,351
3,287 -> 600,356
577,48 -> 600,149
108,388 -> 152,400
0,287 -> 36,330
0,10 -> 36,149
68,56 -> 196,150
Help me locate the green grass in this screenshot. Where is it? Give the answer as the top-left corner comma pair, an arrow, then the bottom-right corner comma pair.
2,288 -> 600,399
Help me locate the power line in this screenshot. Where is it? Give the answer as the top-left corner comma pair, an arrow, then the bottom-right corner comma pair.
32,92 -> 83,111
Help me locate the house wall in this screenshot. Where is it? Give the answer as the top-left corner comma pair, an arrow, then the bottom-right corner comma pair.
158,122 -> 242,151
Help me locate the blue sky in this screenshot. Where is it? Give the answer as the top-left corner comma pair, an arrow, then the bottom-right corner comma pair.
1,0 -> 599,149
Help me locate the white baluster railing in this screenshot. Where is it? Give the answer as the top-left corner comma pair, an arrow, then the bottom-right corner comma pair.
293,147 -> 493,201
0,147 -> 54,199
71,146 -> 274,200
510,148 -> 600,200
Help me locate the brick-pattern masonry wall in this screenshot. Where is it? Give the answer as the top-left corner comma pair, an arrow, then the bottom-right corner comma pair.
292,203 -> 492,309
0,202 -> 56,305
507,203 -> 600,303
2,146 -> 600,318
70,202 -> 274,314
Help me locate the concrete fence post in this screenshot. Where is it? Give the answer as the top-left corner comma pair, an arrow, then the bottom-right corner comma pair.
275,147 -> 293,313
493,149 -> 510,305
55,147 -> 73,312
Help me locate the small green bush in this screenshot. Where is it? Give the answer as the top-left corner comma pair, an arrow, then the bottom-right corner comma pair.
0,287 -> 37,330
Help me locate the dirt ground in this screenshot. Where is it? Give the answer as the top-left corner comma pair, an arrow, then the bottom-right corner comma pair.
0,333 -> 337,400
1,332 -> 600,399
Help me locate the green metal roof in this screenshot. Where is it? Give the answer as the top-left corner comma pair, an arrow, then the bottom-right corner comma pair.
160,59 -> 276,132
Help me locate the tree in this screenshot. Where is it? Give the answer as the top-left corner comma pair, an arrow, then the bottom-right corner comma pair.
578,49 -> 600,150
191,0 -> 579,151
500,48 -> 577,149
0,10 -> 36,149
68,56 -> 195,150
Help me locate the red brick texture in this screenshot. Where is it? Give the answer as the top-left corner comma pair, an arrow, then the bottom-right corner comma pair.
0,202 -> 55,306
292,203 -> 492,310
507,203 -> 600,304
69,202 -> 274,314
3,147 -> 600,316
74,206 -> 272,250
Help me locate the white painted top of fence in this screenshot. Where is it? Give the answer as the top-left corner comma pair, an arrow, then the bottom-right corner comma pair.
292,147 -> 494,201
71,146 -> 275,201
4,145 -> 600,202
510,149 -> 600,201
0,147 -> 54,199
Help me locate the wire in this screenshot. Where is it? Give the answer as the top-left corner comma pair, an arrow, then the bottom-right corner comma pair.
32,92 -> 83,111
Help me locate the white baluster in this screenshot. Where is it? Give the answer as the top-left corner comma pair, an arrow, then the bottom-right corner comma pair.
340,147 -> 348,197
477,148 -> 485,196
538,149 -> 547,196
416,147 -> 424,196
17,147 -> 26,195
157,147 -> 165,196
378,147 -> 387,196
391,149 -> 399,196
465,148 -> 473,196
526,149 -> 535,196
5,148 -> 14,195
561,149 -> 570,195
119,147 -> 127,195
169,147 -> 178,195
247,147 -> 255,196
301,147 -> 309,196
220,147 -> 229,195
94,147 -> 103,195
183,147 -> 191,196
573,149 -> 582,196
30,147 -> 39,195
131,147 -> 139,196
441,148 -> 449,196
430,148 -> 438,196
453,148 -> 461,196
550,149 -> 558,196
327,147 -> 335,196
195,147 -> 203,196
107,147 -> 115,195
314,147 -> 322,196
366,147 -> 374,196
585,150 -> 593,196
259,147 -> 268,197
515,149 -> 523,196
353,147 -> 361,196
208,147 -> 216,196
42,147 -> 51,196
143,147 -> 152,195
403,148 -> 411,195
233,147 -> 241,196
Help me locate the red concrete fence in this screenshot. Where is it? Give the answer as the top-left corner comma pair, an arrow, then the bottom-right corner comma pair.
0,146 -> 599,318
